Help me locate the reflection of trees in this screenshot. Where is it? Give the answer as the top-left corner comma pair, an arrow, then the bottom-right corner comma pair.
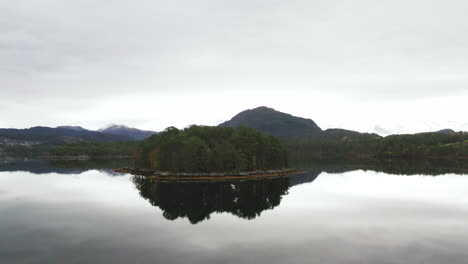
291,159 -> 468,176
133,176 -> 290,224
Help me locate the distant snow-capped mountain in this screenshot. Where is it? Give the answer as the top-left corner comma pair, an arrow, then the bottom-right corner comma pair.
99,125 -> 157,140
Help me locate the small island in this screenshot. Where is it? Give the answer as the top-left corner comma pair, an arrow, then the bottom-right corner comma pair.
120,125 -> 301,179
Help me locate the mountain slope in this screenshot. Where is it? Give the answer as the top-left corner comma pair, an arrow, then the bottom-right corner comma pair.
0,126 -> 131,144
323,128 -> 381,140
57,126 -> 87,131
219,106 -> 322,138
219,106 -> 380,139
434,129 -> 456,134
99,125 -> 157,140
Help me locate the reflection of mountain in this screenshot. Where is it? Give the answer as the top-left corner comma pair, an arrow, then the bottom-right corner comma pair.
0,159 -> 80,174
1,158 -> 465,176
0,159 -> 133,175
133,176 -> 296,224
287,170 -> 320,187
291,159 -> 468,176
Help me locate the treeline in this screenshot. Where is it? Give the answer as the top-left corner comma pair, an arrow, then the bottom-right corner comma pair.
49,141 -> 139,157
0,144 -> 51,157
135,126 -> 288,172
283,132 -> 468,160
0,141 -> 139,157
2,129 -> 466,165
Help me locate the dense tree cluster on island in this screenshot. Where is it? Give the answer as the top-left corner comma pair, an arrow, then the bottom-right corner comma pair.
135,126 -> 288,172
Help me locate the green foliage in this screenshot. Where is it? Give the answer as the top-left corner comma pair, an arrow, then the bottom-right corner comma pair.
49,141 -> 139,156
1,143 -> 52,157
283,132 -> 468,160
1,141 -> 139,157
135,125 -> 288,172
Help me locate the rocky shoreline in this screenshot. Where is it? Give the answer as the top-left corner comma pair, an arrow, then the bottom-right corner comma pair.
114,168 -> 305,181
44,155 -> 134,161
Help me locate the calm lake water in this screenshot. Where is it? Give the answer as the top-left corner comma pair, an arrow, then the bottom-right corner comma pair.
1,159 -> 467,264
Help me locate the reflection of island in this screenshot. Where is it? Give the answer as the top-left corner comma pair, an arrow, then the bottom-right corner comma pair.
133,176 -> 293,224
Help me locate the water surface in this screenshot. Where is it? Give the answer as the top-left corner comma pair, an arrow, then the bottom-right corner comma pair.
0,159 -> 467,263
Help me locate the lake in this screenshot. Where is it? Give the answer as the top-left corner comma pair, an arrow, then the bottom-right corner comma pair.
1,159 -> 467,264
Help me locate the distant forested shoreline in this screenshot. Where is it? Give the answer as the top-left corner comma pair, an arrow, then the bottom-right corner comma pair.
282,132 -> 468,160
1,128 -> 467,165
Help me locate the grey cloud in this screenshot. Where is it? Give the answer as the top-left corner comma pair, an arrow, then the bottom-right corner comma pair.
0,0 -> 467,128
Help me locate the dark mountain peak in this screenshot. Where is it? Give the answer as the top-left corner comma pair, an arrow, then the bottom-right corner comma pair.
99,124 -> 157,140
220,107 -> 381,139
29,126 -> 51,130
434,128 -> 456,134
219,106 -> 322,138
57,126 -> 86,131
252,106 -> 275,111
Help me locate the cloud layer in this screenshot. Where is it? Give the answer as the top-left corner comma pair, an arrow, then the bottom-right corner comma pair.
1,0 -> 467,133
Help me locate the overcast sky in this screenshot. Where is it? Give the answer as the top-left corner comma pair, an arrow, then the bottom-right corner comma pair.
1,0 -> 467,135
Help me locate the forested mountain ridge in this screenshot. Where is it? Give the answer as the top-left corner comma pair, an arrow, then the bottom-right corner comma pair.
219,106 -> 380,139
0,125 -> 153,157
0,107 -> 465,160
0,126 -> 131,143
284,131 -> 468,160
0,124 -> 157,145
433,129 -> 456,134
